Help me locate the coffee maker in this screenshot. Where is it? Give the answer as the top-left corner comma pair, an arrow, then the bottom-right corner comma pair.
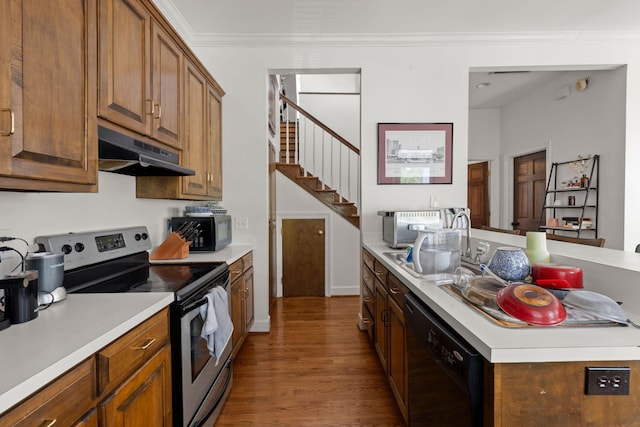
0,270 -> 39,328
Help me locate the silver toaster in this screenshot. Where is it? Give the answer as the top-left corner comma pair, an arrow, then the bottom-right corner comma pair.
378,210 -> 441,248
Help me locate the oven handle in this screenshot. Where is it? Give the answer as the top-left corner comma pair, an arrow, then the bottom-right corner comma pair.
180,297 -> 208,317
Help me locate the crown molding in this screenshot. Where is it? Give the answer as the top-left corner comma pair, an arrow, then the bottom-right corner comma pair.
151,2 -> 640,48
188,31 -> 640,48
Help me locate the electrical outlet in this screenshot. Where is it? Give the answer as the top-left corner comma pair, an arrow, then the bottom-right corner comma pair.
235,217 -> 249,230
585,367 -> 630,395
430,196 -> 439,208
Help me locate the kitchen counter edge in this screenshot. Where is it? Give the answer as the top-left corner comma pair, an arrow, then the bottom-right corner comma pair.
0,292 -> 174,414
363,240 -> 640,364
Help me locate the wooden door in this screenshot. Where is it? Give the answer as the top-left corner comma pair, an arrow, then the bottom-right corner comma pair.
151,21 -> 182,149
182,61 -> 208,197
98,0 -> 151,135
468,161 -> 490,228
0,0 -> 97,189
268,143 -> 277,310
513,151 -> 547,232
206,83 -> 222,199
282,218 -> 325,296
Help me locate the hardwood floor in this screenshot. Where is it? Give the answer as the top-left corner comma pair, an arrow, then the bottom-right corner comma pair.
214,296 -> 405,426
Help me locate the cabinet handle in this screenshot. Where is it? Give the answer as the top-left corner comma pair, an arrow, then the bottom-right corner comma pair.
42,420 -> 57,427
362,317 -> 371,324
155,104 -> 162,119
363,296 -> 373,303
145,99 -> 155,115
0,108 -> 14,136
389,287 -> 400,294
132,337 -> 156,350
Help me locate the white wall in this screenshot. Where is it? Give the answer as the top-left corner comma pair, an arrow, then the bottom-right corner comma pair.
183,40 -> 640,334
276,172 -> 360,296
0,172 -> 192,276
498,69 -> 626,248
468,108 -> 501,228
297,93 -> 360,149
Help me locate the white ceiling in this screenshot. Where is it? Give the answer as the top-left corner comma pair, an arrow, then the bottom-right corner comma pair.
165,0 -> 640,36
160,0 -> 638,108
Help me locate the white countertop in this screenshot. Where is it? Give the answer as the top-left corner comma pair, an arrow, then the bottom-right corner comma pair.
364,240 -> 640,364
0,292 -> 174,414
150,244 -> 253,265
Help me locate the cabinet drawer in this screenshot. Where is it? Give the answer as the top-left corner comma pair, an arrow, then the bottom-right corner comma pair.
362,248 -> 374,271
362,281 -> 375,318
373,260 -> 389,286
387,274 -> 410,308
97,308 -> 169,395
362,302 -> 374,342
362,263 -> 374,294
0,357 -> 96,427
229,258 -> 243,282
242,252 -> 253,271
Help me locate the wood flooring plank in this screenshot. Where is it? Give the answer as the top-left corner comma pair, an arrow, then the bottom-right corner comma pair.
212,296 -> 405,426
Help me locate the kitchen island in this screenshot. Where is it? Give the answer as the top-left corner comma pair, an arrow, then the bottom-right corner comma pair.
363,230 -> 640,426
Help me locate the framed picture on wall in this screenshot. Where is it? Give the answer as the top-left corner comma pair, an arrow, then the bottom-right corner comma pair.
268,75 -> 277,136
377,122 -> 453,184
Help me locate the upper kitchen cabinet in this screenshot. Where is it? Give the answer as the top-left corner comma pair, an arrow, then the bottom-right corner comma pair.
137,60 -> 224,201
98,0 -> 182,150
0,0 -> 98,192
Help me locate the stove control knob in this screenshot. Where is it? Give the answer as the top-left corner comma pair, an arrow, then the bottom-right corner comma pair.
141,233 -> 148,240
135,233 -> 142,241
74,242 -> 85,253
61,244 -> 72,255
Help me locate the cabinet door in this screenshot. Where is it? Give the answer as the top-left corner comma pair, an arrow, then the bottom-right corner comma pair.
99,344 -> 172,427
244,266 -> 255,331
230,277 -> 246,357
388,297 -> 408,423
151,21 -> 182,149
182,60 -> 209,197
0,0 -> 97,190
374,279 -> 388,371
98,0 -> 151,135
0,357 -> 96,427
206,83 -> 223,199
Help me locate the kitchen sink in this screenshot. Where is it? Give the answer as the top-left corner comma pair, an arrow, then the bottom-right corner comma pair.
383,251 -> 484,284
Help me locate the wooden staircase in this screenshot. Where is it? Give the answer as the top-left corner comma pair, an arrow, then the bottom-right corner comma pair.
276,162 -> 360,228
276,94 -> 360,228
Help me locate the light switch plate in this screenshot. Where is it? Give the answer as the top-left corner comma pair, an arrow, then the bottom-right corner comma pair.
235,217 -> 249,230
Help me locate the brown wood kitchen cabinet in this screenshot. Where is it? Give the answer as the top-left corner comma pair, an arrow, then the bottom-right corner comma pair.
0,308 -> 172,426
362,248 -> 408,424
97,0 -> 182,150
0,0 -> 98,192
230,252 -> 255,358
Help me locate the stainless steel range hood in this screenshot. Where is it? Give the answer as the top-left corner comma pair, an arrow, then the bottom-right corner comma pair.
98,126 -> 195,176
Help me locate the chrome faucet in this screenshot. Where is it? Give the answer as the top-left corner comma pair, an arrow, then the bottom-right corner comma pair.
450,209 -> 472,259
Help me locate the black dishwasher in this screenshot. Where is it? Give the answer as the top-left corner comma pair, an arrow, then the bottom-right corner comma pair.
404,293 -> 484,426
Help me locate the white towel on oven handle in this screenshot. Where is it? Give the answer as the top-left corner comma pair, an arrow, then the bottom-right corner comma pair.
200,286 -> 233,365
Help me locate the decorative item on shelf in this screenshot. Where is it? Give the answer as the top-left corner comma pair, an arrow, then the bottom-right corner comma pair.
580,175 -> 589,188
548,218 -> 560,227
568,195 -> 575,206
524,232 -> 551,265
568,155 -> 592,183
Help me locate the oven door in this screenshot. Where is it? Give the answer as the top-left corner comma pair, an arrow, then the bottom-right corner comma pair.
178,286 -> 233,426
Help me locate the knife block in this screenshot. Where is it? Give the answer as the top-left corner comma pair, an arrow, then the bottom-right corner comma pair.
150,232 -> 191,260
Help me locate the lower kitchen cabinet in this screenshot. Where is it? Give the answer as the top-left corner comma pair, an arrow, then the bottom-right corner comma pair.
0,308 -> 171,426
363,246 -> 640,426
362,248 -> 408,424
99,344 -> 172,426
230,251 -> 255,358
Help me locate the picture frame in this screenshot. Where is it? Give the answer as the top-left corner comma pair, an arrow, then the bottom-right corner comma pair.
268,75 -> 277,137
377,122 -> 453,184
